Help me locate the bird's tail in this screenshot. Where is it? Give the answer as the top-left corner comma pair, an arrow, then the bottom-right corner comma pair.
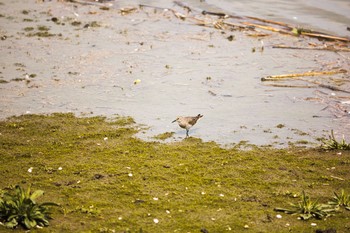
197,114 -> 203,119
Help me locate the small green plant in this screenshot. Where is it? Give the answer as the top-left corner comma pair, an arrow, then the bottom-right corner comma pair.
321,130 -> 350,150
329,189 -> 350,210
274,191 -> 336,220
0,185 -> 59,229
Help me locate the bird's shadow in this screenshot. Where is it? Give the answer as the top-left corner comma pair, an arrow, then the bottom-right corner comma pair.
174,128 -> 200,140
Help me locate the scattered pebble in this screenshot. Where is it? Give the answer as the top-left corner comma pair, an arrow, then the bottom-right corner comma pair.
118,216 -> 122,220
58,167 -> 63,171
166,210 -> 170,214
104,137 -> 108,141
311,223 -> 317,226
128,173 -> 133,177
276,214 -> 282,219
153,197 -> 159,201
28,167 -> 33,173
244,224 -> 249,229
219,194 -> 224,197
153,218 -> 159,224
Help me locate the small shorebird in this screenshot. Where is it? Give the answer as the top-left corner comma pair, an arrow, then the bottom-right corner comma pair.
172,114 -> 203,137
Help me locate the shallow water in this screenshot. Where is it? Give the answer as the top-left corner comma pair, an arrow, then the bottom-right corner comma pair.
205,0 -> 350,35
0,0 -> 349,146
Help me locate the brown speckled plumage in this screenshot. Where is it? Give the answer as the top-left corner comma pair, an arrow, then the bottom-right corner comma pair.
172,114 -> 203,137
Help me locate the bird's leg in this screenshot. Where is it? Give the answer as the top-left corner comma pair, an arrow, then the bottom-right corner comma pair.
186,129 -> 189,137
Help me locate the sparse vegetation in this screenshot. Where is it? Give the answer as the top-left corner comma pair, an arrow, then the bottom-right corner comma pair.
329,190 -> 350,210
274,191 -> 336,220
321,130 -> 350,150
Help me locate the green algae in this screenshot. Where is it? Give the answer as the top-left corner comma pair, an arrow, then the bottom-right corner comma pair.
0,113 -> 349,232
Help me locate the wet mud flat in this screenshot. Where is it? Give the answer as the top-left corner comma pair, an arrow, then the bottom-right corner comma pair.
0,0 -> 349,147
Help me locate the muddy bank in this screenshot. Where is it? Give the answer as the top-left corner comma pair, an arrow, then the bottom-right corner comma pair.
0,0 -> 349,147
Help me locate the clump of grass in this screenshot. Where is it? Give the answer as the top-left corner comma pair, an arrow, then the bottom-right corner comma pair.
113,116 -> 135,126
37,25 -> 50,31
329,190 -> 350,210
26,31 -> 56,37
83,21 -> 101,28
11,78 -> 25,82
274,191 -> 336,220
21,10 -> 29,15
23,27 -> 34,32
153,132 -> 174,140
321,130 -> 350,150
71,21 -> 81,27
0,185 -> 59,229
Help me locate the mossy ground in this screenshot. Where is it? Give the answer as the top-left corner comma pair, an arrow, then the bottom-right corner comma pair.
0,113 -> 349,233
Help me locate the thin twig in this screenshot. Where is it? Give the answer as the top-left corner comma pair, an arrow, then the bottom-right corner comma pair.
302,79 -> 350,94
261,69 -> 347,81
246,16 -> 292,29
330,175 -> 345,181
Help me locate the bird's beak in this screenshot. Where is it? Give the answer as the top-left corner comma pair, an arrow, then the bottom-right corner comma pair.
172,119 -> 176,123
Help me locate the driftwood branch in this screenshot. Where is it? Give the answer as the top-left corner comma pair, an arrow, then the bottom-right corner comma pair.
264,84 -> 314,89
272,45 -> 350,52
301,32 -> 350,42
